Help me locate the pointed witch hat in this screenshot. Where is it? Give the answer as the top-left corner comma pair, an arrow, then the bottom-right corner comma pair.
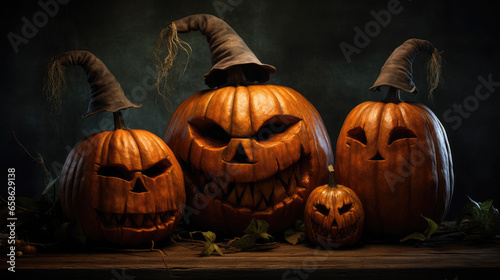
155,14 -> 276,90
369,38 -> 442,101
45,50 -> 141,119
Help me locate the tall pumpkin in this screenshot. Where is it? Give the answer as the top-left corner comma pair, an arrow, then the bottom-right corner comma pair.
156,14 -> 333,234
46,51 -> 186,246
335,39 -> 454,238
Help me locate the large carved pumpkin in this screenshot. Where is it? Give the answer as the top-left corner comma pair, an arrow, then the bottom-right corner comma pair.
46,51 -> 185,246
157,15 -> 333,234
335,39 -> 454,238
304,165 -> 364,247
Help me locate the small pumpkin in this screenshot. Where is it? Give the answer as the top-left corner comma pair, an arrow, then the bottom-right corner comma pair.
304,165 -> 364,247
335,39 -> 454,238
156,14 -> 333,234
46,51 -> 186,246
21,245 -> 37,257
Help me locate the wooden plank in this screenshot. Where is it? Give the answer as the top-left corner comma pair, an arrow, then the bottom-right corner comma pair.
2,242 -> 499,279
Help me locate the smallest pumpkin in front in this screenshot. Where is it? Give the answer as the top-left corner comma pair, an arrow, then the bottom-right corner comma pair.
304,165 -> 364,247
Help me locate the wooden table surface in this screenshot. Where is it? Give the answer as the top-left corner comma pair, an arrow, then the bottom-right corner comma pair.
2,240 -> 500,280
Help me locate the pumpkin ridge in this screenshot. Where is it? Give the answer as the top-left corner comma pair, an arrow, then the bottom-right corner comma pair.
406,103 -> 450,221
203,90 -> 218,119
240,86 -> 252,137
371,102 -> 387,232
225,87 -> 237,136
279,86 -> 322,165
267,85 -> 286,116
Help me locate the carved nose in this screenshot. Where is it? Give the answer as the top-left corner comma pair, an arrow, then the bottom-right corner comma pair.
369,151 -> 385,161
229,143 -> 252,164
131,177 -> 148,193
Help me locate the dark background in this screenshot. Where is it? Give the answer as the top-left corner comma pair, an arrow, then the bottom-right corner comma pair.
2,0 -> 499,220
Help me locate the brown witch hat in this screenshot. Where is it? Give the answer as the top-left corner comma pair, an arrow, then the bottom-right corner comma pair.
369,38 -> 442,100
45,51 -> 141,118
155,14 -> 276,89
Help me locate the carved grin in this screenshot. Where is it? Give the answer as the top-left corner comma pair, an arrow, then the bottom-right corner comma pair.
95,209 -> 177,230
186,156 -> 308,213
310,219 -> 361,242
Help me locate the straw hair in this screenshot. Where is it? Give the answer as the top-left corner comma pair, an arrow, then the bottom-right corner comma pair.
154,23 -> 192,108
44,58 -> 66,115
426,48 -> 443,102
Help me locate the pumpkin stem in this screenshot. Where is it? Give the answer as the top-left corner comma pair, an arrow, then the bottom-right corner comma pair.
44,51 -> 141,118
369,39 -> 443,102
154,14 -> 276,91
113,111 -> 128,130
327,165 -> 338,189
382,87 -> 402,104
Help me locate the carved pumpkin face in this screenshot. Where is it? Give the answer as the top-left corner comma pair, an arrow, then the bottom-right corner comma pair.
304,181 -> 364,247
60,129 -> 185,246
335,101 -> 453,237
164,85 -> 333,234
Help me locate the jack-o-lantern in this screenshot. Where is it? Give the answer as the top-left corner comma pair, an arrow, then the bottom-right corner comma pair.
335,39 -> 454,238
304,165 -> 364,247
156,14 -> 333,234
46,51 -> 185,246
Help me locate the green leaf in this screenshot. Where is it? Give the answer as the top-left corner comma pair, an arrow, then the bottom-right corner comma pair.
485,204 -> 500,238
400,232 -> 427,242
244,219 -> 270,235
466,196 -> 482,221
284,220 -> 306,245
189,231 -> 223,256
189,230 -> 216,242
400,215 -> 438,242
480,199 -> 494,213
422,215 -> 439,239
284,230 -> 306,245
231,235 -> 260,250
230,219 -> 274,250
294,220 -> 305,232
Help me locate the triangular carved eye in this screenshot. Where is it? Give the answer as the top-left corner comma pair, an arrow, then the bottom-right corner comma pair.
97,165 -> 133,181
338,203 -> 352,215
314,203 -> 330,216
388,127 -> 417,145
143,159 -> 172,178
189,119 -> 231,145
347,127 -> 367,145
254,115 -> 301,142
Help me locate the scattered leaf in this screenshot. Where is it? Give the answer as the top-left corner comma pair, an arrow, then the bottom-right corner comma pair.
284,220 -> 306,245
400,215 -> 438,243
189,231 -> 223,256
230,219 -> 274,250
400,232 -> 426,242
422,215 -> 439,240
457,197 -> 500,241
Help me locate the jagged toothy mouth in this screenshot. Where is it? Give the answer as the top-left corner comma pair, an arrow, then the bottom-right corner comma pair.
190,160 -> 307,212
310,219 -> 360,241
95,210 -> 177,229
